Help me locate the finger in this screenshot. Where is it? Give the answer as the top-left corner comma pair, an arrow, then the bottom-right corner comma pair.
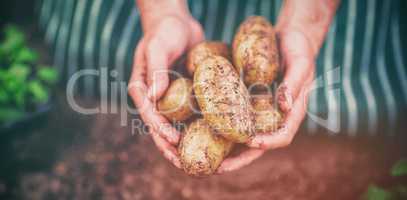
150,130 -> 181,169
145,37 -> 171,101
187,20 -> 205,48
141,101 -> 181,144
216,149 -> 265,174
128,39 -> 180,144
128,39 -> 149,113
128,77 -> 180,144
131,38 -> 146,82
248,75 -> 314,149
277,30 -> 314,113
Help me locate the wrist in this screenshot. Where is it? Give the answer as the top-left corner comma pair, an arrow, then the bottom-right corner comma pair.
137,0 -> 192,33
278,26 -> 322,59
277,0 -> 339,56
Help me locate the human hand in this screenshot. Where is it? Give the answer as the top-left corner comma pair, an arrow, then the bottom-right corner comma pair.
217,27 -> 315,173
128,0 -> 204,168
217,0 -> 339,173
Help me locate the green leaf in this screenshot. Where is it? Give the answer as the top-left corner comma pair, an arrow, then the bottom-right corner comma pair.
0,26 -> 25,55
5,78 -> 24,94
0,88 -> 9,104
4,25 -> 25,39
27,80 -> 49,104
0,69 -> 7,81
14,86 -> 27,108
0,47 -> 5,60
8,63 -> 31,81
391,159 -> 407,177
363,185 -> 394,200
0,37 -> 24,56
13,47 -> 38,63
0,107 -> 24,122
3,64 -> 29,96
37,66 -> 58,84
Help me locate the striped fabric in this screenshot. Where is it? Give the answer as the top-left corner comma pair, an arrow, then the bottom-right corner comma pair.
37,0 -> 407,135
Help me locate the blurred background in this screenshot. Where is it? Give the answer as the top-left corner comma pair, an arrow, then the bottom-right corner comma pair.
0,0 -> 406,199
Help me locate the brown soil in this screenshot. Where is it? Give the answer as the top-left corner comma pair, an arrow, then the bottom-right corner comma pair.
17,113 -> 406,200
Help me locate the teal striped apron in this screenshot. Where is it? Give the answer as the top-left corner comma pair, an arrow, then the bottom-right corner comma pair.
37,0 -> 407,135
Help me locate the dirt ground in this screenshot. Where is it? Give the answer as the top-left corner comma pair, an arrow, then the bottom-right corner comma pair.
14,112 -> 406,200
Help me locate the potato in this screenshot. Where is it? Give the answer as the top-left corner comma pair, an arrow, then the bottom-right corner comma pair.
252,94 -> 283,133
232,16 -> 280,89
186,41 -> 231,76
157,78 -> 198,122
194,55 -> 255,143
178,119 -> 233,177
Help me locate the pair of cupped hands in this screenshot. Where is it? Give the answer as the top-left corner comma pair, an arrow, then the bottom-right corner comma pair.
128,10 -> 317,173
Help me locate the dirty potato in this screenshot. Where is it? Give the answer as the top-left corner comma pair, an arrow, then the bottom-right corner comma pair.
157,78 -> 198,122
178,119 -> 233,177
194,55 -> 255,143
252,93 -> 283,133
232,16 -> 280,89
186,41 -> 231,76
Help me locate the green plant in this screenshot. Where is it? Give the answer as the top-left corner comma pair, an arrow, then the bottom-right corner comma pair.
363,159 -> 407,200
0,25 -> 58,123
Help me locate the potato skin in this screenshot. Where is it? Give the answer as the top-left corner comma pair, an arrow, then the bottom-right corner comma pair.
157,78 -> 198,122
186,41 -> 231,76
232,16 -> 280,89
252,94 -> 283,133
194,55 -> 255,143
178,119 -> 233,177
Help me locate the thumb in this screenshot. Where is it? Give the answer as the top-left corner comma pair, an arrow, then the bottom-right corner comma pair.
277,30 -> 314,112
187,20 -> 205,48
145,38 -> 171,101
145,36 -> 188,101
